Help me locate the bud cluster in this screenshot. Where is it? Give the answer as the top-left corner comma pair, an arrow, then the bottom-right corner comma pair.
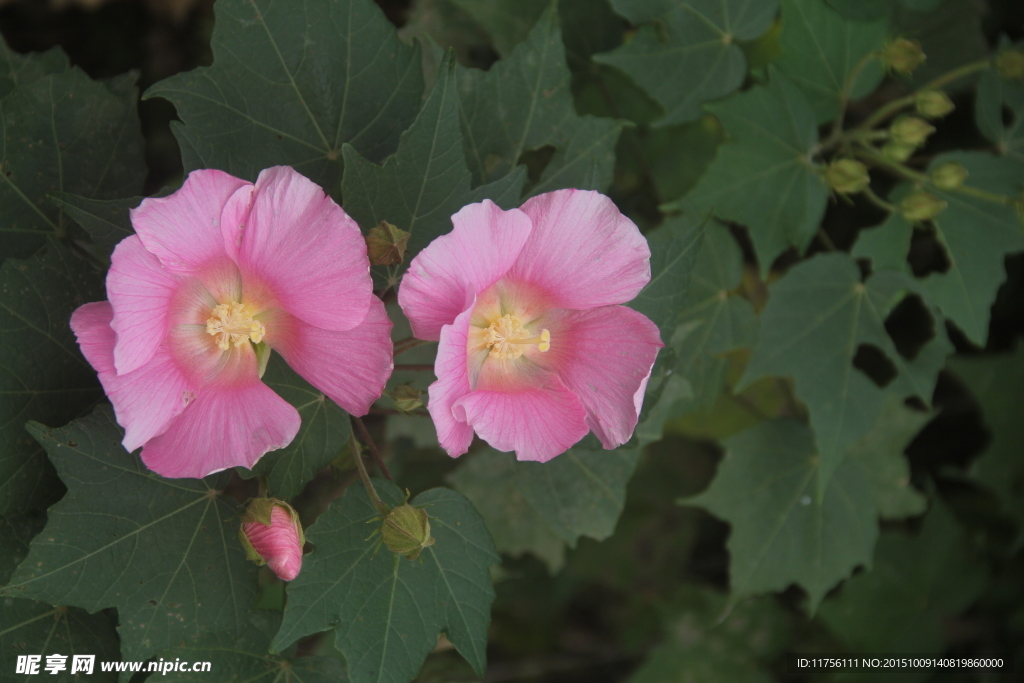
881,115 -> 936,162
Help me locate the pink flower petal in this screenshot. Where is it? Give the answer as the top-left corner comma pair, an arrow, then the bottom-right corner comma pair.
426,308 -> 476,457
140,348 -> 300,478
106,235 -> 181,375
131,169 -> 248,274
452,362 -> 589,462
510,189 -> 651,309
70,302 -> 195,452
235,167 -> 372,332
242,505 -> 303,581
399,200 -> 532,341
532,305 -> 662,449
269,297 -> 394,416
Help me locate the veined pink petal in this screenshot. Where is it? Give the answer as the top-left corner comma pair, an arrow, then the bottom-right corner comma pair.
234,167 -> 372,332
532,306 -> 662,449
130,169 -> 248,274
107,236 -> 180,375
426,308 -> 476,457
510,189 -> 651,309
399,200 -> 532,341
70,302 -> 195,452
269,297 -> 394,416
140,347 -> 300,478
242,505 -> 303,581
452,361 -> 589,462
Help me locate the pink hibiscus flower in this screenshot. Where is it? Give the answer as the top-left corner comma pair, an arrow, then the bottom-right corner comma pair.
398,189 -> 662,462
70,167 -> 394,479
239,499 -> 304,582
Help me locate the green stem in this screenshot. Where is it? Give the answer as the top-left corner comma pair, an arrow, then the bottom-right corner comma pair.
817,228 -> 838,252
853,146 -> 1017,207
353,416 -> 394,482
393,337 -> 432,356
370,407 -> 430,417
349,432 -> 388,514
861,185 -> 897,213
857,59 -> 991,132
823,51 -> 879,148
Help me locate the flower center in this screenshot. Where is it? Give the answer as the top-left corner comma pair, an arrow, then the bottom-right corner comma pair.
205,301 -> 266,351
484,314 -> 550,360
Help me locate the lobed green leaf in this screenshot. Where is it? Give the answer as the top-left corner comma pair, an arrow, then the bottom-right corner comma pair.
146,0 -> 424,187
597,0 -> 778,126
680,69 -> 827,274
775,0 -> 888,124
950,344 -> 1024,550
455,2 -> 623,192
273,482 -> 498,683
1,65 -> 145,261
159,611 -> 346,682
921,152 -> 1024,345
819,500 -> 987,659
3,406 -> 259,673
687,400 -> 929,611
742,253 -> 948,491
341,52 -> 526,279
0,244 -> 105,516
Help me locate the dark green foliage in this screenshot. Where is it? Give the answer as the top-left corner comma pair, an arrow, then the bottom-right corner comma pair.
1,0 -> 1022,681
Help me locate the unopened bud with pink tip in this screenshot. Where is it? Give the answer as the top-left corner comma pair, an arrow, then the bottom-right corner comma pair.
238,498 -> 305,581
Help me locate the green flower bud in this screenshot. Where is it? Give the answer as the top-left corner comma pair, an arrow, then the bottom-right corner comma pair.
881,38 -> 925,74
825,159 -> 870,194
930,162 -> 968,190
390,382 -> 424,414
380,495 -> 435,560
996,49 -> 1024,81
900,190 -> 947,222
890,116 -> 935,146
365,220 -> 410,266
914,90 -> 954,119
882,142 -> 916,162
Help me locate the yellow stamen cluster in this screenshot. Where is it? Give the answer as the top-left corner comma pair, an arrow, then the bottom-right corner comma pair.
484,314 -> 550,360
206,302 -> 266,351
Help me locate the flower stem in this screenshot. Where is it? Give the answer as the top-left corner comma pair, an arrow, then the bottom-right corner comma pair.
393,337 -> 432,356
856,59 -> 991,132
349,432 -> 388,514
352,416 -> 393,482
853,146 -> 1017,207
861,185 -> 898,213
817,228 -> 838,252
370,407 -> 430,417
823,51 -> 879,148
